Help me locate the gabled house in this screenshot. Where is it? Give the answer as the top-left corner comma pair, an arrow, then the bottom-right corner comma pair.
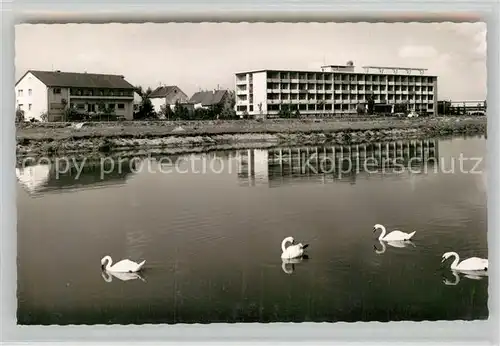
15,70 -> 137,121
149,85 -> 189,114
189,89 -> 233,113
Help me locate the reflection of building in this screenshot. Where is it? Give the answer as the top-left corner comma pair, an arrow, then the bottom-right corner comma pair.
16,158 -> 138,196
235,149 -> 269,186
236,139 -> 439,187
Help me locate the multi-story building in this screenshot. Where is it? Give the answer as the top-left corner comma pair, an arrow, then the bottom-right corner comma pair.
15,70 -> 137,121
234,62 -> 438,118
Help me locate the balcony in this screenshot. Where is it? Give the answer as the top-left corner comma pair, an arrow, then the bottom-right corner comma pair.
69,88 -> 134,99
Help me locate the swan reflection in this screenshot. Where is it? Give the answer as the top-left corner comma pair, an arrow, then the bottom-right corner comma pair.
101,270 -> 146,283
281,255 -> 309,275
443,270 -> 488,286
373,240 -> 416,255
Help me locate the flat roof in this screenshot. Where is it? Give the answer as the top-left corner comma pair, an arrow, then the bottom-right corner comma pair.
235,68 -> 437,77
362,65 -> 428,71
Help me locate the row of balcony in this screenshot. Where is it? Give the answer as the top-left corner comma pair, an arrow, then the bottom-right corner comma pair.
265,79 -> 435,84
236,80 -> 435,87
262,89 -> 434,94
264,99 -> 434,104
69,88 -> 134,98
236,77 -> 435,84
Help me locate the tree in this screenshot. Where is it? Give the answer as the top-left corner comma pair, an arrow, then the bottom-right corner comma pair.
134,86 -> 157,120
173,100 -> 190,120
15,109 -> 25,123
356,103 -> 365,115
278,103 -> 292,118
159,104 -> 175,120
366,92 -> 375,115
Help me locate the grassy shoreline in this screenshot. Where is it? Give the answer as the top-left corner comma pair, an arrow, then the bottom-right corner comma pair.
16,116 -> 487,157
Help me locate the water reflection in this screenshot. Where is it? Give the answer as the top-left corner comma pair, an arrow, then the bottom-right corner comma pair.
16,139 -> 440,195
16,136 -> 488,324
281,255 -> 309,275
442,270 -> 488,286
101,270 -> 146,283
236,139 -> 439,187
16,157 -> 138,196
373,240 -> 416,255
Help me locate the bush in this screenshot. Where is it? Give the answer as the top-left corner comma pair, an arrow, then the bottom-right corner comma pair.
15,109 -> 25,123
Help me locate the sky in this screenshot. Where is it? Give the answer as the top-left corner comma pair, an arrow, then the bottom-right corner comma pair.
15,22 -> 486,101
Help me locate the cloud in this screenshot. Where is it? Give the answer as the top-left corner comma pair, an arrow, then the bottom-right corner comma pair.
398,45 -> 438,59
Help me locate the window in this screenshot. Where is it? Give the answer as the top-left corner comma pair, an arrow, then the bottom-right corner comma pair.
53,88 -> 61,94
18,104 -> 24,110
28,89 -> 32,96
108,104 -> 115,110
117,104 -> 125,109
28,104 -> 32,111
18,89 -> 23,97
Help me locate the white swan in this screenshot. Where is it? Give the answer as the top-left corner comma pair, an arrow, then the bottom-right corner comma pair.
100,255 -> 146,273
101,270 -> 146,283
373,224 -> 416,242
373,239 -> 415,254
281,236 -> 309,259
441,252 -> 488,272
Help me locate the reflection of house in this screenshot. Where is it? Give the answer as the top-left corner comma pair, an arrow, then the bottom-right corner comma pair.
189,90 -> 232,112
15,165 -> 51,193
236,139 -> 439,188
16,158 -> 138,195
149,85 -> 189,114
15,70 -> 136,122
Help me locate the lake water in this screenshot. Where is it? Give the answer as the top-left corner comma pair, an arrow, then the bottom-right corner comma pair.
16,135 -> 488,325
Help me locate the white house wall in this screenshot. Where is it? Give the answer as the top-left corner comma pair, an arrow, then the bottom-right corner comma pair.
150,98 -> 165,113
252,72 -> 268,116
15,72 -> 48,121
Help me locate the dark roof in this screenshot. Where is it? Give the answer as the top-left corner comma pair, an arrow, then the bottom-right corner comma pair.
149,85 -> 183,98
189,90 -> 228,106
18,70 -> 135,89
